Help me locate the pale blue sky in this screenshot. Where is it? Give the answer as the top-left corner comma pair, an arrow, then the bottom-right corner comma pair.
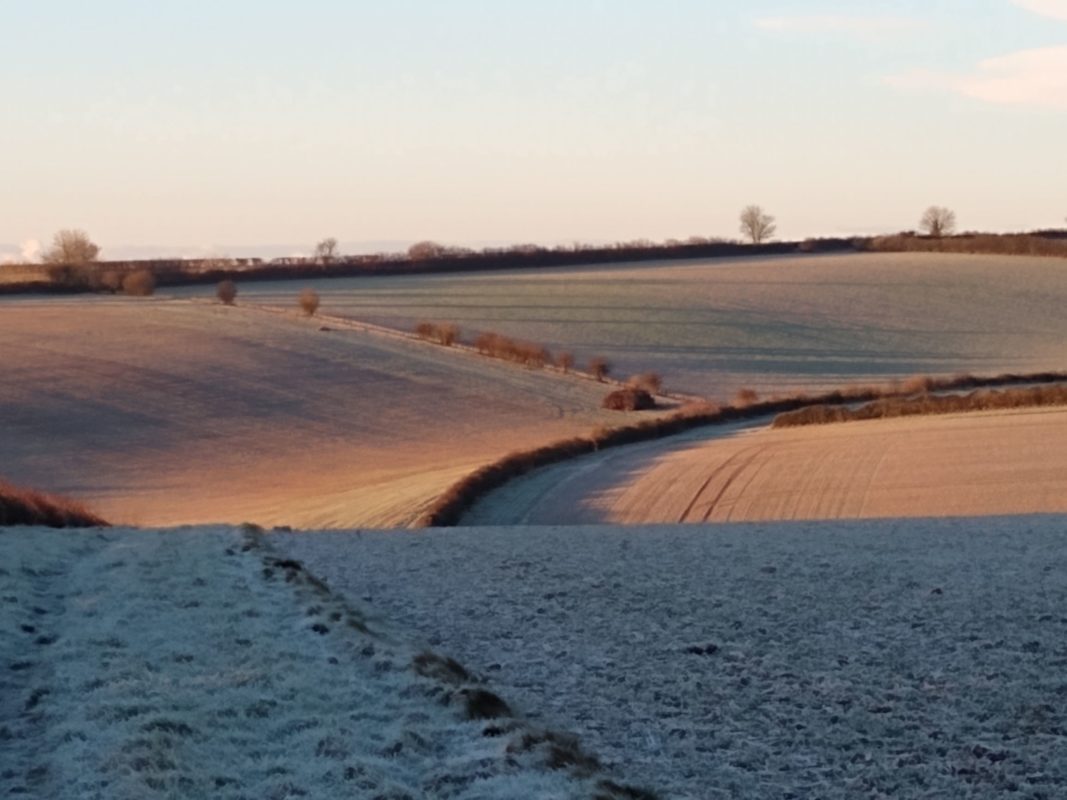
1,1 -> 1065,259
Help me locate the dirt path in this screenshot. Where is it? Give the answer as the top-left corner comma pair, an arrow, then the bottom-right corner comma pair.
465,407 -> 1067,525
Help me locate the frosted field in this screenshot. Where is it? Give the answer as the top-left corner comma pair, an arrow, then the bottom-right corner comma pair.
279,517 -> 1067,799
0,527 -> 646,799
209,252 -> 1067,398
0,296 -> 624,529
465,407 -> 1067,526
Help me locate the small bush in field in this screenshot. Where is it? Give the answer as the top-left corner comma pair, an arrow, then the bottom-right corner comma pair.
734,388 -> 759,406
900,374 -> 935,395
589,356 -> 611,382
99,270 -> 123,293
217,279 -> 237,305
628,372 -> 663,394
557,352 -> 575,373
299,288 -> 320,316
474,331 -> 502,354
437,323 -> 459,347
602,387 -> 656,411
122,268 -> 156,296
414,321 -> 460,346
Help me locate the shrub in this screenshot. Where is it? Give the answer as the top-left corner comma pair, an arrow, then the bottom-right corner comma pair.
98,270 -> 123,293
415,321 -> 459,346
436,322 -> 459,347
734,388 -> 759,406
557,352 -> 575,373
474,331 -> 502,354
589,356 -> 611,382
299,288 -> 320,316
0,478 -> 108,528
772,383 -> 1067,429
216,279 -> 237,305
900,374 -> 935,395
602,387 -> 656,411
122,268 -> 156,296
628,372 -> 663,394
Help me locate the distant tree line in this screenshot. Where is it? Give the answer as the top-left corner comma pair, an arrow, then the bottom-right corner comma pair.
5,208 -> 1067,297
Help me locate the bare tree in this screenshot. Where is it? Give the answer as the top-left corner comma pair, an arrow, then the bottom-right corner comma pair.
739,206 -> 776,244
407,240 -> 447,260
589,356 -> 612,382
313,237 -> 339,263
919,206 -> 956,238
42,229 -> 100,265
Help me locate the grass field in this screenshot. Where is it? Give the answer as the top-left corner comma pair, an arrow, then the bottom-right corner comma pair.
196,252 -> 1067,398
280,516 -> 1067,799
464,407 -> 1067,525
0,295 -> 626,528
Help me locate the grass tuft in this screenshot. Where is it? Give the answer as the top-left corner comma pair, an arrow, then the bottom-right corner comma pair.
0,478 -> 108,528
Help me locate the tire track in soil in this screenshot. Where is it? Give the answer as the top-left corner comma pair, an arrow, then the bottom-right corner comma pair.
675,445 -> 759,524
697,446 -> 767,523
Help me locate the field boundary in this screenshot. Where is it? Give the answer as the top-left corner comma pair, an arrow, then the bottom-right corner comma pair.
417,370 -> 1067,527
772,383 -> 1067,429
192,298 -> 700,402
4,230 -> 1066,297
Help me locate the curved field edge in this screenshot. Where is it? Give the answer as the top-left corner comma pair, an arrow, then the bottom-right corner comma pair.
0,524 -> 660,799
772,383 -> 1067,428
418,370 -> 1067,527
0,299 -> 631,530
0,478 -> 108,528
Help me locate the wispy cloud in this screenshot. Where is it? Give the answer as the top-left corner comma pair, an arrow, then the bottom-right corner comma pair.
1011,0 -> 1067,22
753,15 -> 925,38
20,239 -> 41,262
886,47 -> 1067,110
885,0 -> 1067,110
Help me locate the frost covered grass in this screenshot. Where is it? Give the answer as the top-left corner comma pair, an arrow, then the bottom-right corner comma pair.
0,526 -> 657,799
279,516 -> 1067,799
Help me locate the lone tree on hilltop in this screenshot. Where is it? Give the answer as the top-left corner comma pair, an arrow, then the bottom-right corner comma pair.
739,206 -> 776,244
314,237 -> 339,263
42,229 -> 100,265
919,206 -> 956,238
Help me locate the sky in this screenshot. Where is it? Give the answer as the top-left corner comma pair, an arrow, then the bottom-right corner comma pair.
1,0 -> 1065,260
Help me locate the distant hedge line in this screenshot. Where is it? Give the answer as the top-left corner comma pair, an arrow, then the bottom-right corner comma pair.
3,232 -> 1065,297
772,383 -> 1067,429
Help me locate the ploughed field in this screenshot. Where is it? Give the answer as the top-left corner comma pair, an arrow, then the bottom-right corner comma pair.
464,407 -> 1067,526
279,516 -> 1067,799
0,296 -> 623,528
211,252 -> 1067,398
